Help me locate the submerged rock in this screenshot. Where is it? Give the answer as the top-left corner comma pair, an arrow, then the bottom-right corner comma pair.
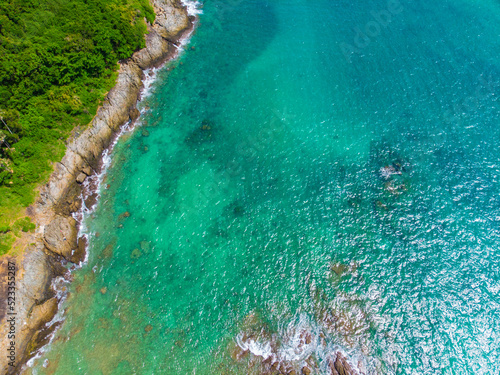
228,341 -> 249,361
100,243 -> 114,259
384,180 -> 406,195
140,240 -> 151,253
130,248 -> 142,259
379,164 -> 401,179
185,120 -> 215,145
330,262 -> 348,277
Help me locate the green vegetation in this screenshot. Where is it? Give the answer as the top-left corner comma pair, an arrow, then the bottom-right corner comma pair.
0,216 -> 36,255
0,0 -> 155,252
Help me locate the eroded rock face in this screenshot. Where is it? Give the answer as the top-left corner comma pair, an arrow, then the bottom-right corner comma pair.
0,244 -> 60,374
133,26 -> 173,69
27,298 -> 58,331
44,216 -> 78,261
152,0 -> 192,40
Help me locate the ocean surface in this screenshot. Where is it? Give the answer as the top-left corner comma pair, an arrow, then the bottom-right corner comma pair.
29,0 -> 500,373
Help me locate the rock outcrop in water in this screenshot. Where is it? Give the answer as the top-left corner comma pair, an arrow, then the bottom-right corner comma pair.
0,1 -> 193,373
230,312 -> 363,375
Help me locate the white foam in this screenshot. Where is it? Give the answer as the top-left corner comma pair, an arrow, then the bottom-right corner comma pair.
181,0 -> 203,16
236,334 -> 273,359
24,276 -> 70,372
141,68 -> 160,100
235,313 -> 376,375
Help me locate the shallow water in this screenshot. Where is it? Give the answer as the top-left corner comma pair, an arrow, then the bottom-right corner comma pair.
30,0 -> 500,373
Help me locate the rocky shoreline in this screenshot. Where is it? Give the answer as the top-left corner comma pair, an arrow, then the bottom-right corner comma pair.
0,1 -> 195,373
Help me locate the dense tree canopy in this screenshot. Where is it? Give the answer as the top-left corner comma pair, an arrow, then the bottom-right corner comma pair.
0,0 -> 154,253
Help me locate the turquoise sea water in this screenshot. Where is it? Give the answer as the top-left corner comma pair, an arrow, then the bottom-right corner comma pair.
29,0 -> 500,373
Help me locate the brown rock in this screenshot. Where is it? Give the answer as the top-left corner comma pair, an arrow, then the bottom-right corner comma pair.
28,298 -> 59,331
69,199 -> 82,213
72,235 -> 87,264
330,364 -> 340,375
84,193 -> 98,209
145,324 -> 153,332
129,107 -> 141,121
100,287 -> 107,294
44,216 -> 78,261
76,172 -> 87,184
82,166 -> 92,176
302,367 -> 312,375
330,352 -> 355,375
133,26 -> 172,69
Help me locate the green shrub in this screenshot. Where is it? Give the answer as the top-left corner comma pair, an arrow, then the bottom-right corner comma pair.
0,0 -> 155,247
12,217 -> 36,233
0,232 -> 14,256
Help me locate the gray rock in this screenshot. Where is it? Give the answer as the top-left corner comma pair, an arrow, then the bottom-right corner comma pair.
152,0 -> 191,40
133,26 -> 172,69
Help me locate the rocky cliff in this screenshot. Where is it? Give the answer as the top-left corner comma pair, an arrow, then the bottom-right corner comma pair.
0,1 -> 193,373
